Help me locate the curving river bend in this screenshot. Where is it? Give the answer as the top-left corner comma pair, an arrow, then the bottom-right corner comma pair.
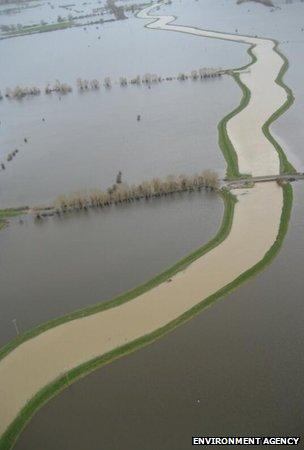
0,2 -> 295,447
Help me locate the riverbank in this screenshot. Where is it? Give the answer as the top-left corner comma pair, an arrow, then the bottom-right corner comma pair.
0,182 -> 289,449
138,4 -> 295,178
0,209 -> 28,230
0,2 -> 296,448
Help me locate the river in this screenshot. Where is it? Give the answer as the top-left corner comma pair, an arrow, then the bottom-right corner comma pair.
14,180 -> 304,450
1,0 -> 300,446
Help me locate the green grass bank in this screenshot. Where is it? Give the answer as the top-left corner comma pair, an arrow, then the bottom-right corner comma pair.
262,41 -> 297,175
0,209 -> 27,231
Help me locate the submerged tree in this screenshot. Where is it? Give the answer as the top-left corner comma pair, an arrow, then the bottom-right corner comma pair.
191,70 -> 199,80
177,72 -> 187,81
51,170 -> 220,216
104,77 -> 112,88
119,77 -> 128,86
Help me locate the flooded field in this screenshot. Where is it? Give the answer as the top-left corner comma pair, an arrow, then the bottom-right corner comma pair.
0,78 -> 239,207
14,182 -> 304,450
0,190 -> 222,345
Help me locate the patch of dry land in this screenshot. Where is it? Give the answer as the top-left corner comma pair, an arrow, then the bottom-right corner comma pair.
0,2 -> 291,441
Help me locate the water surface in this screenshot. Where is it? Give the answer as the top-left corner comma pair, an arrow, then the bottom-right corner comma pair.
14,182 -> 304,450
0,190 -> 222,345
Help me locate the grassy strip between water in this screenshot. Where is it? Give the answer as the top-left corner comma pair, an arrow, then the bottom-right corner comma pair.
217,44 -> 257,180
0,183 -> 293,450
218,71 -> 251,179
220,40 -> 296,178
0,209 -> 27,231
5,21 -> 74,37
262,41 -> 297,175
235,44 -> 257,72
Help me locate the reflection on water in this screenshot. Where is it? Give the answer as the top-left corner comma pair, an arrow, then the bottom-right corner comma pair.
14,183 -> 304,450
0,190 -> 222,345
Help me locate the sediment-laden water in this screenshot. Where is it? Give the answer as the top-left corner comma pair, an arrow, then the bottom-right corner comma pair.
14,181 -> 303,450
0,191 -> 222,345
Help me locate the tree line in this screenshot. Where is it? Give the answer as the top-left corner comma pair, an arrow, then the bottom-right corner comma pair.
34,170 -> 220,219
0,68 -> 224,100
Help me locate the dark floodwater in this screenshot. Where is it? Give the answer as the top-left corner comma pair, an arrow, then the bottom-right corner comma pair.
0,190 -> 222,345
15,182 -> 304,450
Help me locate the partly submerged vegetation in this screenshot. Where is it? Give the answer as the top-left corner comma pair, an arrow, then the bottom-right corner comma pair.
0,68 -> 224,101
31,170 -> 220,220
0,208 -> 28,230
0,0 -> 155,39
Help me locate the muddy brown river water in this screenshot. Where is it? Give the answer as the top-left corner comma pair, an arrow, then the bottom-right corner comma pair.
14,183 -> 304,450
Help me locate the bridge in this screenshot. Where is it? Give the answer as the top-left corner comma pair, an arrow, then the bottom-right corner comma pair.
224,173 -> 304,188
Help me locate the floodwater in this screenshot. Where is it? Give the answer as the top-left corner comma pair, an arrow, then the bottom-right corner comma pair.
15,181 -> 304,450
0,190 -> 222,345
171,0 -> 304,171
0,77 -> 239,207
0,3 -> 248,86
0,3 -> 248,207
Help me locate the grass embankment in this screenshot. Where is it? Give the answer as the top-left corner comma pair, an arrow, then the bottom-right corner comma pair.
0,184 -> 293,450
218,72 -> 251,179
5,21 -> 73,37
220,42 -> 296,178
0,209 -> 27,231
218,45 -> 256,180
262,41 -> 297,175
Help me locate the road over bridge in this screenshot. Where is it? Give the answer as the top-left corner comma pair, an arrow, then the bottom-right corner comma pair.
224,173 -> 304,188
